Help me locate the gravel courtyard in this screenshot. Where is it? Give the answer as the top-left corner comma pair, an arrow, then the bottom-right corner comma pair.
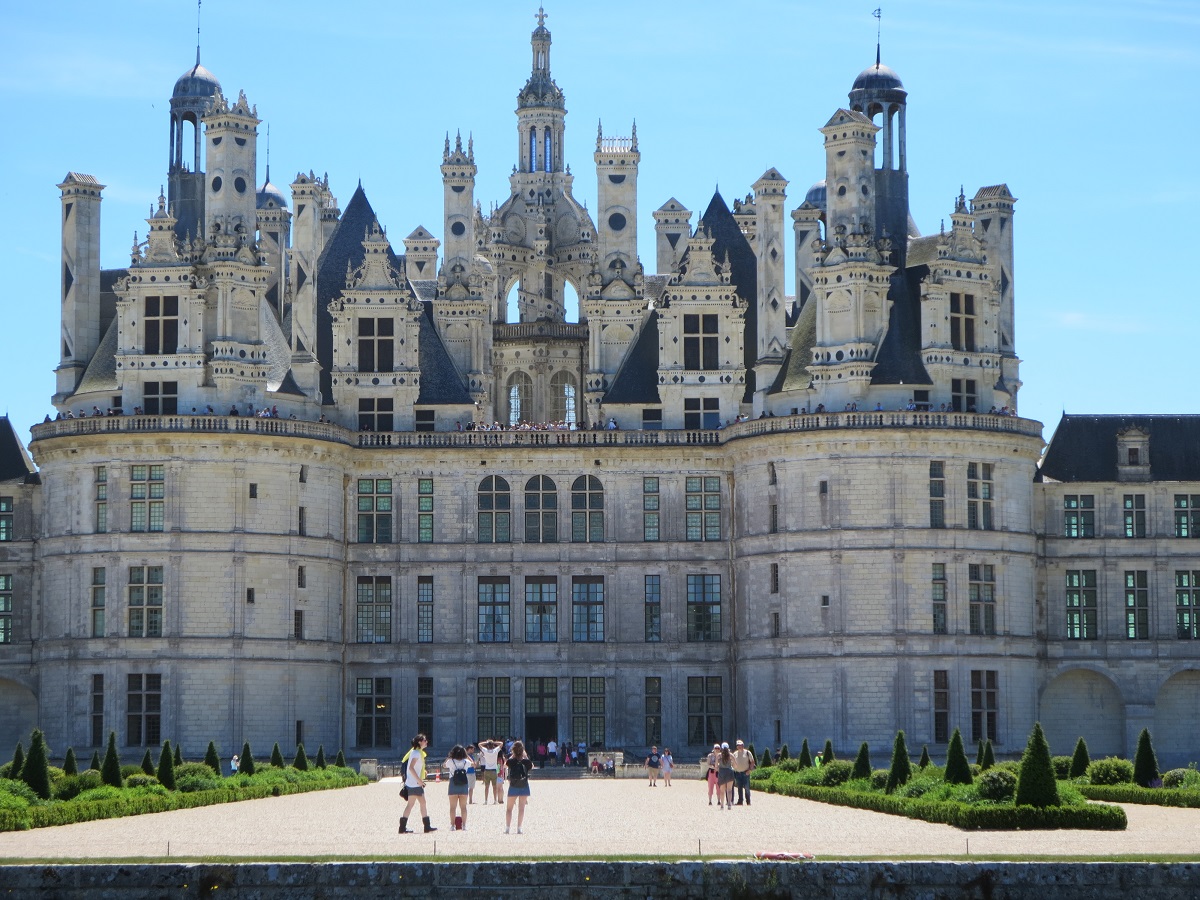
0,776 -> 1196,860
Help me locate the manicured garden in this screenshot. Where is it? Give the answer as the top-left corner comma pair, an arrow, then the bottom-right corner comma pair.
0,729 -> 366,831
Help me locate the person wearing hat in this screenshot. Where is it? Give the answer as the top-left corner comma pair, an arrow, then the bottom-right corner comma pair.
716,742 -> 735,809
705,744 -> 720,805
731,739 -> 757,806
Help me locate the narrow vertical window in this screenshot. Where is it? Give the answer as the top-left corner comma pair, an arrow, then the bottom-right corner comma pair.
686,676 -> 722,747
0,574 -> 11,644
355,677 -> 392,749
417,676 -> 434,744
1063,495 -> 1095,538
357,478 -> 393,544
417,576 -> 434,643
571,676 -> 605,747
128,566 -> 164,638
1176,571 -> 1200,639
91,567 -> 106,637
928,462 -> 945,528
644,677 -> 662,746
130,465 -> 165,533
571,475 -> 604,542
1123,494 -> 1147,538
91,674 -> 104,747
571,577 -> 605,642
686,574 -> 721,641
94,467 -> 107,534
644,574 -> 661,642
1174,495 -> 1200,538
1125,570 -> 1149,640
293,609 -> 305,640
1066,569 -> 1098,639
126,673 -> 161,747
966,463 -> 993,530
933,671 -> 949,743
298,506 -> 307,536
544,127 -> 552,173
769,504 -> 779,534
0,498 -> 11,542
970,670 -> 998,744
477,677 -> 512,739
418,478 -> 434,543
524,577 -> 558,642
932,563 -> 947,634
477,577 -> 511,643
524,476 -> 559,543
770,563 -> 780,594
642,477 -> 660,541
968,564 -> 996,635
685,476 -> 721,541
477,477 -> 511,543
296,565 -> 306,589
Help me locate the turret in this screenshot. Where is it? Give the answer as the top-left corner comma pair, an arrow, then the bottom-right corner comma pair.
404,226 -> 440,281
848,55 -> 909,263
55,173 -> 105,403
820,109 -> 878,240
168,49 -> 221,240
515,8 -> 566,175
202,89 -> 259,246
594,121 -> 640,289
653,198 -> 691,275
440,132 -> 477,297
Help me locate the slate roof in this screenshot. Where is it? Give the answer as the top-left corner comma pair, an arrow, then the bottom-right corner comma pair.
417,302 -> 472,405
871,264 -> 933,386
768,295 -> 817,394
643,274 -> 670,305
0,417 -> 36,483
76,319 -> 119,393
695,192 -> 758,401
906,234 -> 940,268
601,311 -> 661,405
1038,415 -> 1200,483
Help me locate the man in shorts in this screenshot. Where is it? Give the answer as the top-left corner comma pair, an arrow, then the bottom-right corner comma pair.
479,738 -> 503,804
645,745 -> 661,786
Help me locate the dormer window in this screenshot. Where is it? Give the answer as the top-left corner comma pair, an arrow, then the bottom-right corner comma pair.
1116,426 -> 1151,482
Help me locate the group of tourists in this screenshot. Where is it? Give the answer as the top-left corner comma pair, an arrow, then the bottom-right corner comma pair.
704,740 -> 756,809
643,746 -> 675,786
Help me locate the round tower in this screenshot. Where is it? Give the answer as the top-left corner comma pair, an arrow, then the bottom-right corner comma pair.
168,49 -> 221,241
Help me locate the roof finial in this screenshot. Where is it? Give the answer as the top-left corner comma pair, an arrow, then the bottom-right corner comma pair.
535,5 -> 547,27
596,118 -> 603,151
873,8 -> 882,67
196,0 -> 202,67
631,119 -> 638,151
265,123 -> 271,184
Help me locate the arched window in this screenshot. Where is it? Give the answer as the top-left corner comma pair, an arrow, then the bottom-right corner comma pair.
544,127 -> 552,173
477,476 -> 511,543
529,128 -> 537,174
524,475 -> 558,543
549,371 -> 577,425
571,475 -> 604,542
507,371 -> 533,426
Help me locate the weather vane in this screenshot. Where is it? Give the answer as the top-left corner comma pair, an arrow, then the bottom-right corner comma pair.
873,8 -> 882,66
536,6 -> 547,27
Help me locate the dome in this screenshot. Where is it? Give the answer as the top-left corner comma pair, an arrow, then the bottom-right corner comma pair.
804,180 -> 827,209
851,62 -> 904,93
173,62 -> 221,100
256,179 -> 288,210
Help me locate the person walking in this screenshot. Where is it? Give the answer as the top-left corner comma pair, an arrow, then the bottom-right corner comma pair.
444,744 -> 471,831
465,744 -> 478,804
661,747 -> 674,786
546,738 -> 557,766
504,740 -> 534,834
705,744 -> 720,805
398,733 -> 437,834
732,739 -> 756,806
716,742 -> 735,810
645,745 -> 661,786
479,738 -> 502,804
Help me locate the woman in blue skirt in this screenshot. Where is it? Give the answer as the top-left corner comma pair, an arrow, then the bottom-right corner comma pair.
504,740 -> 534,834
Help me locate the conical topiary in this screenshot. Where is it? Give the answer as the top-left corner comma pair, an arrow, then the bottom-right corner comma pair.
823,739 -> 835,763
157,741 -> 176,790
798,739 -> 812,768
981,740 -> 995,771
976,739 -> 986,767
174,743 -> 183,767
918,744 -> 931,769
944,729 -> 973,785
1133,728 -> 1159,788
335,749 -> 346,768
63,747 -> 78,777
293,743 -> 309,771
141,749 -> 155,775
747,743 -> 756,763
89,750 -> 101,772
1069,737 -> 1090,779
885,730 -> 912,794
315,745 -> 327,769
760,747 -> 773,768
1014,722 -> 1059,808
204,741 -> 222,776
270,742 -> 285,768
21,730 -> 52,800
778,744 -> 789,762
852,742 -> 871,780
101,731 -> 123,788
10,742 -> 25,779
239,742 -> 256,775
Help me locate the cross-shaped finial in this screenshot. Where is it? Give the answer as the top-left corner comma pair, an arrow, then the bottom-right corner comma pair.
535,6 -> 547,26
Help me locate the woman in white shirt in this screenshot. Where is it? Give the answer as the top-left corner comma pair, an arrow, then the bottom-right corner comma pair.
399,733 -> 437,834
444,744 -> 471,831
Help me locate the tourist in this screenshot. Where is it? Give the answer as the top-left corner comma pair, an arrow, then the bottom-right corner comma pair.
479,738 -> 503,804
444,744 -> 471,831
398,733 -> 436,834
732,739 -> 756,806
645,745 -> 661,786
717,743 -> 735,809
230,754 -> 239,776
546,738 -> 557,766
465,744 -> 478,804
706,743 -> 720,805
504,740 -> 534,834
661,747 -> 674,786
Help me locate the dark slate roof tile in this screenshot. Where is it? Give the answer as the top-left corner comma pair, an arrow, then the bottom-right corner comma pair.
602,311 -> 661,405
0,417 -> 35,482
417,302 -> 471,405
697,192 -> 757,401
871,264 -> 933,386
1038,414 -> 1200,483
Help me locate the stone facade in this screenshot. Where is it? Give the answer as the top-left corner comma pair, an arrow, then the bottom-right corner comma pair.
0,15 -> 1196,768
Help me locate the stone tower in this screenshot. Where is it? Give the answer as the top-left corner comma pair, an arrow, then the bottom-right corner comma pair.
55,173 -> 105,403
848,54 -> 909,260
440,132 -> 477,299
594,121 -> 640,291
653,198 -> 691,275
168,49 -> 221,241
752,167 -> 788,406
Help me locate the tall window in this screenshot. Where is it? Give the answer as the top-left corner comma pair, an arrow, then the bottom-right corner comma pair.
951,378 -> 977,413
355,576 -> 392,643
357,478 -> 393,544
1063,495 -> 1095,538
1065,569 -> 1097,639
970,670 -> 998,744
477,476 -> 511,543
529,128 -> 536,173
683,313 -> 719,370
770,562 -> 780,594
91,567 -> 105,637
967,463 -> 993,530
949,292 -> 976,351
0,497 -> 11,543
687,676 -> 722,746
968,564 -> 996,635
933,671 -> 949,743
91,674 -> 104,747
507,372 -> 533,426
1125,570 -> 1149,640
143,296 -> 179,355
929,461 -> 946,528
358,398 -> 394,432
571,577 -> 604,642
477,677 -> 512,739
417,479 -> 434,543
355,677 -> 392,748
130,465 -> 165,533
644,574 -> 661,642
1176,571 -> 1200,639
94,466 -> 107,533
298,506 -> 307,536
0,574 -> 10,644
571,676 -> 605,747
544,127 -> 552,173
686,476 -> 721,541
525,578 -> 558,642
128,566 -> 163,638
524,476 -> 558,543
417,576 -> 434,643
645,677 -> 662,746
571,476 -> 604,542
293,609 -> 305,640
357,317 -> 394,372
643,477 -> 660,541
126,673 -> 161,747
142,381 -> 178,415
1123,494 -> 1147,538
549,372 -> 577,425
684,397 -> 720,429
686,574 -> 722,642
477,577 -> 511,643
1174,495 -> 1200,538
417,676 -> 434,744
769,504 -> 779,534
932,563 -> 947,634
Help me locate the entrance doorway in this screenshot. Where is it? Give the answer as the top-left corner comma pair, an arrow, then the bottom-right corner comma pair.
524,677 -> 558,764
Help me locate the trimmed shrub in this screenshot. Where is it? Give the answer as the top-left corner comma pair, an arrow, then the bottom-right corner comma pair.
1070,737 -> 1091,779
335,750 -> 346,768
978,767 -> 1018,802
778,744 -> 789,762
747,744 -> 756,763
976,739 -> 986,767
204,741 -> 222,777
102,734 -> 124,787
885,731 -> 912,793
125,773 -> 159,789
823,740 -> 835,763
852,743 -> 871,780
760,747 -> 773,768
1014,722 -> 1059,808
944,729 -> 973,785
315,746 -> 327,769
870,769 -> 890,790
798,739 -> 812,768
1052,755 -> 1072,779
140,750 -> 155,776
918,745 -> 931,769
981,741 -> 995,771
0,780 -> 39,806
53,770 -> 102,801
239,742 -> 256,776
1088,757 -> 1134,785
120,765 -> 144,779
63,748 -> 78,777
1133,728 -> 1159,788
89,751 -> 101,772
270,743 -> 285,768
293,744 -> 309,771
10,743 -> 24,780
174,744 -> 183,767
21,731 -> 52,801
820,759 -> 854,787
1079,783 -> 1200,808
1162,768 -> 1200,790
157,741 -> 176,791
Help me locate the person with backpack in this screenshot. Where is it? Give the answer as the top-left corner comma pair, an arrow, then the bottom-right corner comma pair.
504,740 -> 534,834
444,744 -> 471,831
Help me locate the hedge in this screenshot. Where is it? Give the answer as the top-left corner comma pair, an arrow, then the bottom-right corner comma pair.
0,767 -> 365,832
757,775 -> 1126,830
1078,784 -> 1200,809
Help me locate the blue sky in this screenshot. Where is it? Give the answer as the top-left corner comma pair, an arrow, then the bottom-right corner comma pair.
1,0 -> 1197,444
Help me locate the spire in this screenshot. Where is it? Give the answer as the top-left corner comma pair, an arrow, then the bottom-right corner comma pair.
631,119 -> 638,151
873,7 -> 882,67
196,0 -> 202,67
596,119 -> 603,151
265,123 -> 271,185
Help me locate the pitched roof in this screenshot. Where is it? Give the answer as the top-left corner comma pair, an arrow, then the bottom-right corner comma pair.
697,192 -> 758,401
602,311 -> 661,405
871,264 -> 933,386
768,296 -> 817,394
973,184 -> 1014,201
76,319 -> 119,393
417,302 -> 471,405
0,417 -> 35,483
1038,414 -> 1200,483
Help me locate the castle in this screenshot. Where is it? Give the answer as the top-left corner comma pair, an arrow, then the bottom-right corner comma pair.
0,12 -> 1196,766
